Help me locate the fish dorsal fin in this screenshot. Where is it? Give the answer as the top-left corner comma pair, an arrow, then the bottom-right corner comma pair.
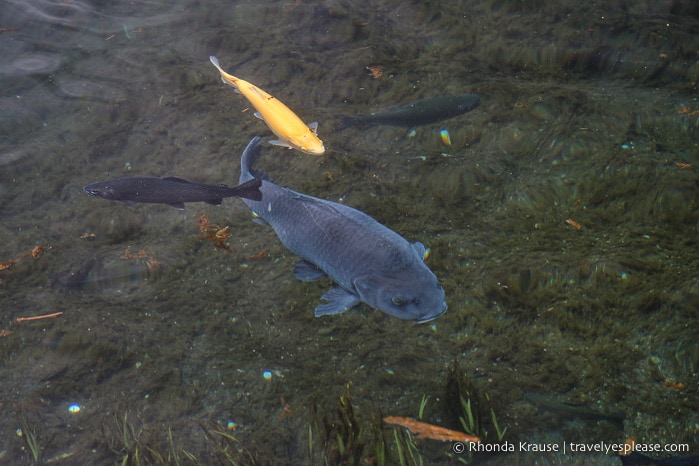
162,176 -> 191,183
307,121 -> 319,134
411,241 -> 428,261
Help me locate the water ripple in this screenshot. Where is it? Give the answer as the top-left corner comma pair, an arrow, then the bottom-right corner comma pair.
0,53 -> 62,76
5,0 -> 187,35
5,0 -> 94,28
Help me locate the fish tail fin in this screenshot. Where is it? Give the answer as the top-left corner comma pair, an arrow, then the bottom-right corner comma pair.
240,136 -> 264,184
231,177 -> 263,201
209,55 -> 239,89
209,55 -> 225,76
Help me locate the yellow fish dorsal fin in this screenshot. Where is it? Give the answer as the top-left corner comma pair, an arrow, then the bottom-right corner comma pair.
209,56 -> 326,156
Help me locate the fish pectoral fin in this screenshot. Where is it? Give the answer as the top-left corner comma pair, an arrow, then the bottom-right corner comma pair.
353,276 -> 376,297
307,121 -> 319,134
315,288 -> 360,316
253,111 -> 264,121
205,198 -> 223,206
250,211 -> 270,226
268,139 -> 295,149
219,76 -> 239,90
411,241 -> 428,261
168,202 -> 186,210
293,260 -> 327,281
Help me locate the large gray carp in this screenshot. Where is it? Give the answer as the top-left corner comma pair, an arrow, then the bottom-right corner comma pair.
239,136 -> 447,322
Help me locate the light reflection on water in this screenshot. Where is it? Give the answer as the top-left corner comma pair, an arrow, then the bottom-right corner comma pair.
1,1 -> 698,464
1,53 -> 63,75
0,0 -> 191,175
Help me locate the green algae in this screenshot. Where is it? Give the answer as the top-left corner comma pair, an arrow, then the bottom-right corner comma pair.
1,1 -> 698,465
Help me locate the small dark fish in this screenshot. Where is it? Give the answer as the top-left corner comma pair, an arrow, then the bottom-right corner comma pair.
343,93 -> 481,128
239,136 -> 447,322
620,451 -> 699,466
525,392 -> 626,431
83,176 -> 262,209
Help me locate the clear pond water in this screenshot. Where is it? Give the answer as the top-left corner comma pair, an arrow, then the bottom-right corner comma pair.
1,1 -> 698,464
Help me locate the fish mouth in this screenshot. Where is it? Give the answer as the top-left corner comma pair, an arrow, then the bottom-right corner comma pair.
308,145 -> 326,156
414,302 -> 447,324
83,185 -> 111,199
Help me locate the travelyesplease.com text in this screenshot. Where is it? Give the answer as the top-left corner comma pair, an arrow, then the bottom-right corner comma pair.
454,440 -> 690,455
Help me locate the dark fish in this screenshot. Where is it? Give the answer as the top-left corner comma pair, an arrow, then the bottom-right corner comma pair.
343,93 -> 481,127
525,392 -> 626,431
239,136 -> 447,322
620,451 -> 699,466
83,176 -> 262,209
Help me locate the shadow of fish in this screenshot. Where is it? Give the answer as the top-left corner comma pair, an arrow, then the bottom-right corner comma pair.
55,254 -> 161,299
525,392 -> 626,431
239,136 -> 447,322
341,93 -> 480,128
83,176 -> 262,210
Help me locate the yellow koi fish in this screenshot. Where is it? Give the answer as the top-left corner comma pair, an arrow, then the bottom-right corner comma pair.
209,56 -> 325,155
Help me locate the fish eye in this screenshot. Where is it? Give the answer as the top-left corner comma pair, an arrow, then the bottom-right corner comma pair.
392,297 -> 404,306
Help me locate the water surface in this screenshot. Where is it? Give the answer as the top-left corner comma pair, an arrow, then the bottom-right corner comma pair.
1,0 -> 698,464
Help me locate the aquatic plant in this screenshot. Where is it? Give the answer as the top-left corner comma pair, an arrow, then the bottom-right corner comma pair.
308,382 -> 430,466
370,413 -> 387,466
446,362 -> 508,444
418,394 -> 430,420
100,411 -> 269,466
308,382 -> 366,465
391,427 -> 424,466
197,421 -> 271,466
102,411 -> 163,466
459,395 -> 478,438
17,411 -> 42,465
487,394 -> 508,442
